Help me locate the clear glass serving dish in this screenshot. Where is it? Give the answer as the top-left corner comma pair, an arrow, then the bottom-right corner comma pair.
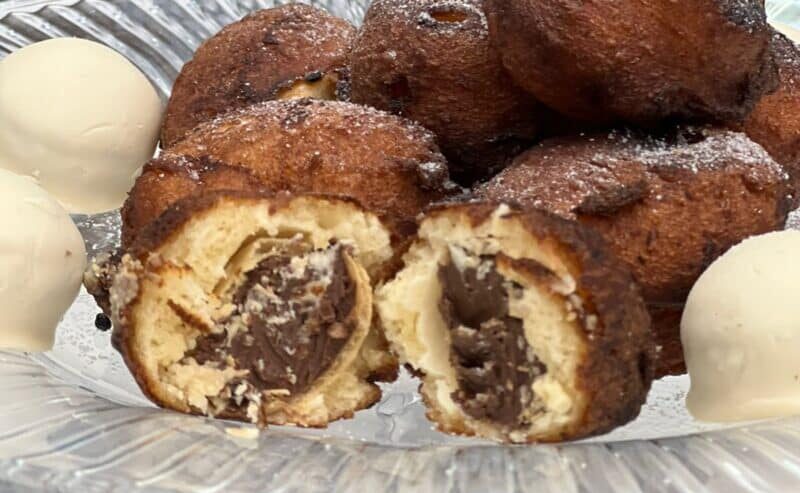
0,1 -> 799,491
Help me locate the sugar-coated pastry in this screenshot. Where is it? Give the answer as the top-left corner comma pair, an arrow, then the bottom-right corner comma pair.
484,0 -> 777,125
743,30 -> 800,203
161,99 -> 454,241
110,191 -> 398,427
348,0 -> 544,182
0,38 -> 161,213
478,126 -> 792,375
161,4 -> 355,147
377,202 -> 654,443
683,231 -> 800,422
0,169 -> 86,351
121,154 -> 265,247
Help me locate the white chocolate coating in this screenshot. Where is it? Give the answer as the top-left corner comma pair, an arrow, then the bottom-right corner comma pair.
682,231 -> 800,422
0,38 -> 162,214
0,169 -> 86,351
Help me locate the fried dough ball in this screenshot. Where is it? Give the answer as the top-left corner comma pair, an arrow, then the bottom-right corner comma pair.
743,31 -> 800,203
348,0 -> 544,182
485,0 -> 778,125
478,127 -> 792,375
160,99 -> 454,239
161,4 -> 355,147
377,202 -> 654,442
110,191 -> 398,426
121,154 -> 264,247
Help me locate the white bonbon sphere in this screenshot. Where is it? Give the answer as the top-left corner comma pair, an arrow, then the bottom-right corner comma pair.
0,169 -> 86,351
0,38 -> 162,214
682,230 -> 800,422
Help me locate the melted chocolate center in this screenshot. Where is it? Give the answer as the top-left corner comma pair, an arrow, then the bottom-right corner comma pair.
439,254 -> 545,427
185,243 -> 356,404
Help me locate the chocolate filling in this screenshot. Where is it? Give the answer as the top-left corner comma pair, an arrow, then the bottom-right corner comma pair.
184,243 -> 357,415
439,253 -> 545,427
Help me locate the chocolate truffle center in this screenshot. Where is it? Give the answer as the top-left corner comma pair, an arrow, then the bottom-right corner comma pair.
184,242 -> 357,415
439,252 -> 546,427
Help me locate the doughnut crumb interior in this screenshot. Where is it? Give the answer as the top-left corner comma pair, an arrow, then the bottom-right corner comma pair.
376,202 -> 654,443
109,191 -> 398,427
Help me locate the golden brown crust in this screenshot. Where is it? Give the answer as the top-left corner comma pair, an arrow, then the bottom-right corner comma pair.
164,98 -> 454,239
485,0 -> 777,124
121,154 -> 265,247
743,31 -> 800,203
348,0 -> 544,182
424,202 -> 654,439
161,4 -> 355,147
478,127 -> 791,376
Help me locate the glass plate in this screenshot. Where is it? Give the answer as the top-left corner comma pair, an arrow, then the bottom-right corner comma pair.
1,1 -> 799,491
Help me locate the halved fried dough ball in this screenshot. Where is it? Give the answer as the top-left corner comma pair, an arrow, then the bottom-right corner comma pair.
349,0 -> 544,182
478,127 -> 792,375
110,191 -> 398,427
377,202 -> 654,443
485,0 -> 777,125
743,31 -> 800,203
163,99 -> 454,238
161,4 -> 355,147
121,154 -> 264,247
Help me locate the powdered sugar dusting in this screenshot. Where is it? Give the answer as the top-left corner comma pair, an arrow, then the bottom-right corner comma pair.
166,98 -> 451,217
479,127 -> 788,216
364,0 -> 488,38
632,128 -> 784,174
179,99 -> 443,159
720,0 -> 769,31
773,31 -> 800,87
162,3 -> 355,145
212,4 -> 354,60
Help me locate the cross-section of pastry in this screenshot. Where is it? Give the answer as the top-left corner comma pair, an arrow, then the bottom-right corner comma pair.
348,0 -> 545,182
478,126 -> 792,376
109,190 -> 397,427
484,0 -> 777,125
158,99 -> 453,241
160,4 -> 355,147
743,30 -> 800,203
376,202 -> 654,443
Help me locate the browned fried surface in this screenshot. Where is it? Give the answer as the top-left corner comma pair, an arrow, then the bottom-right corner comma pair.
348,0 -> 544,182
478,127 -> 791,375
429,202 -> 654,441
744,31 -> 800,202
485,0 -> 777,124
121,154 -> 265,247
648,303 -> 686,375
164,99 -> 454,235
161,4 -> 355,147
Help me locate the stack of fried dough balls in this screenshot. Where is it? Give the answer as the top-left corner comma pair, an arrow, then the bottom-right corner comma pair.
349,0 -> 795,378
87,0 -> 799,443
